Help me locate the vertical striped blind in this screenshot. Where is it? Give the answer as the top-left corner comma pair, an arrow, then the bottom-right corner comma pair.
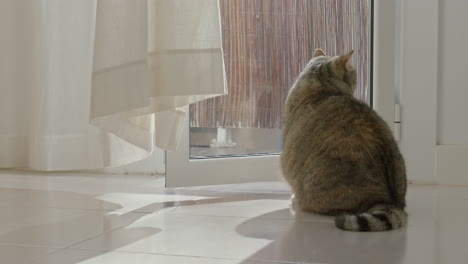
190,0 -> 369,129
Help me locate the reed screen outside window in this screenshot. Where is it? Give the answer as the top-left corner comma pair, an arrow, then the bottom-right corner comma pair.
190,0 -> 370,158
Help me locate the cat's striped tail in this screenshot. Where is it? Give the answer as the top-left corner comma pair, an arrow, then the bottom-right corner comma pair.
334,204 -> 407,232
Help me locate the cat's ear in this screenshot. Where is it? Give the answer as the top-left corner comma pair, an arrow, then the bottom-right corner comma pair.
338,50 -> 354,69
313,49 -> 326,57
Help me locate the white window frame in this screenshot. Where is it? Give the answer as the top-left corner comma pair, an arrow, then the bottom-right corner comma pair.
166,0 -> 397,188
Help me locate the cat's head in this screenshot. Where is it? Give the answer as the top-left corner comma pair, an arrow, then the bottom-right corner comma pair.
308,49 -> 357,93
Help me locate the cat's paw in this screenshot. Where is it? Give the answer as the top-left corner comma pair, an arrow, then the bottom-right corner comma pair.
289,194 -> 298,215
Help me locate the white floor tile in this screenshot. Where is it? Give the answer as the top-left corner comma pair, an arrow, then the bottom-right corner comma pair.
0,188 -> 123,211
0,172 -> 165,195
0,207 -> 147,248
71,213 -> 277,260
0,244 -> 56,264
165,198 -> 333,222
0,174 -> 220,213
70,184 -> 468,264
33,249 -> 281,264
70,212 -> 414,264
90,193 -> 216,213
0,171 -> 468,264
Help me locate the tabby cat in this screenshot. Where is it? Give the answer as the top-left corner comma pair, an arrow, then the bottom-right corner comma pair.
281,49 -> 407,232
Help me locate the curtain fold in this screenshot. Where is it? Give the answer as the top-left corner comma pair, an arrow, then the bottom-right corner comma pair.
0,0 -> 226,170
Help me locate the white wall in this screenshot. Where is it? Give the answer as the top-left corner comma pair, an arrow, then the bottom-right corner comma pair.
400,0 -> 468,185
399,0 -> 439,183
437,0 -> 468,145
435,0 -> 468,185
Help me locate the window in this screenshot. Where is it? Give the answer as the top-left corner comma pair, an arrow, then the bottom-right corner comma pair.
190,0 -> 370,158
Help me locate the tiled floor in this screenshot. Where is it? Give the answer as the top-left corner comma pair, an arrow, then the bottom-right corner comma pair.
0,171 -> 467,263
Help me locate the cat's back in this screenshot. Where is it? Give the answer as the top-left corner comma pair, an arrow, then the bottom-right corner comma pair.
282,93 -> 394,167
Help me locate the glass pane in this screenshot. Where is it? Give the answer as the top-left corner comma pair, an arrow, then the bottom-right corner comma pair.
190,0 -> 370,159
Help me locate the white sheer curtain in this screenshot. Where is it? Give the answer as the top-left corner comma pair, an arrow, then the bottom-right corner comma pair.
0,0 -> 226,170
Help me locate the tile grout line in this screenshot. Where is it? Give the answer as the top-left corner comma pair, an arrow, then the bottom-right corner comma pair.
0,243 -> 63,264
44,208 -> 332,261
161,211 -> 334,223
42,247 -> 299,264
57,207 -> 178,253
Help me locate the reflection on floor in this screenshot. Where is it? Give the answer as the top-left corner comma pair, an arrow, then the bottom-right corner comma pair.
0,171 -> 465,264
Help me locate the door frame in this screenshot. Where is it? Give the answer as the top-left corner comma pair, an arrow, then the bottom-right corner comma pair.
397,0 -> 468,185
398,0 -> 439,184
166,114 -> 282,187
166,0 -> 397,188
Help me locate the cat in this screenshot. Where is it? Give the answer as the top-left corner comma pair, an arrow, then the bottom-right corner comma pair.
281,49 -> 407,232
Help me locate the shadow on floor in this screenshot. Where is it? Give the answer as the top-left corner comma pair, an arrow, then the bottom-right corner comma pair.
235,209 -> 408,264
0,187 -> 291,263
